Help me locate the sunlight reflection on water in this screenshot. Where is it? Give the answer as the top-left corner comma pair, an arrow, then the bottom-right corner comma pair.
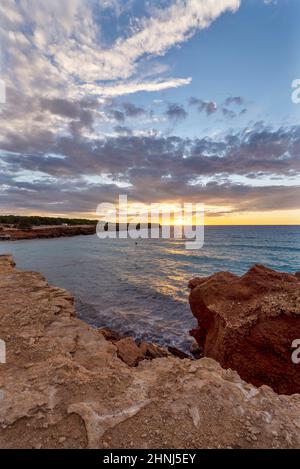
1,226 -> 299,352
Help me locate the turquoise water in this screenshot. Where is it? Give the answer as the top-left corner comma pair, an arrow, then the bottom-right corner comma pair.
1,226 -> 299,351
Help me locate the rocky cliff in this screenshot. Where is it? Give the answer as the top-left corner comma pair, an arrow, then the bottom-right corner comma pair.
189,264 -> 300,395
1,255 -> 300,448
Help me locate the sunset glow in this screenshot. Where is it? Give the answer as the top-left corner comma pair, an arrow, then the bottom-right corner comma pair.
0,0 -> 299,224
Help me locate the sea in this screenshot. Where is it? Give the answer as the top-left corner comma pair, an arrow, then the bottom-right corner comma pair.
1,226 -> 299,352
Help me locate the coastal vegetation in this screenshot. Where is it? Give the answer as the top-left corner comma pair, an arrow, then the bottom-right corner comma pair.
0,215 -> 97,229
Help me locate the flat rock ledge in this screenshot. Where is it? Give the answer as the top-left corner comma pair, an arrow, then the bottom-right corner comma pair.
1,255 -> 300,449
189,264 -> 300,395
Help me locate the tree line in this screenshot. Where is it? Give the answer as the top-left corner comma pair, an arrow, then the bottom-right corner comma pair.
0,215 -> 97,229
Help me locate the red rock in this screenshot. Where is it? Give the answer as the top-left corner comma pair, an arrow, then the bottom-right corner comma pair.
100,331 -> 171,361
189,264 -> 300,394
139,341 -> 170,359
115,337 -> 144,367
99,328 -> 124,343
100,330 -> 174,363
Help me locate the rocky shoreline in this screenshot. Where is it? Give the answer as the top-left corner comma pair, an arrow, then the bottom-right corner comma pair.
1,254 -> 300,448
0,225 -> 96,241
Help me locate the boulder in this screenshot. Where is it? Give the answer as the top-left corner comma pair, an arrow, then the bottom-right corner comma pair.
100,330 -> 173,361
139,341 -> 170,359
0,254 -> 15,270
115,337 -> 144,367
99,327 -> 124,343
189,264 -> 300,394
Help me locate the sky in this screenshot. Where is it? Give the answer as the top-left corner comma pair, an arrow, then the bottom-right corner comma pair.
0,0 -> 299,224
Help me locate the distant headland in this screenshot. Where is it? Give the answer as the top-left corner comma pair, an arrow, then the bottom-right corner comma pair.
0,215 -> 162,241
0,215 -> 97,241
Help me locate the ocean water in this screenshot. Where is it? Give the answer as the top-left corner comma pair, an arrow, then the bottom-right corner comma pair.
1,226 -> 299,352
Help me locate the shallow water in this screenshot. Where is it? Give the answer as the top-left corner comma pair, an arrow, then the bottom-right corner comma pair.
1,226 -> 299,352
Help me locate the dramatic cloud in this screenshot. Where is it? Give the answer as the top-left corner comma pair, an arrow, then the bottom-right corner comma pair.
189,96 -> 247,119
165,103 -> 188,122
0,0 -> 240,100
0,0 -> 296,220
114,126 -> 133,136
107,109 -> 126,123
40,97 -> 97,133
1,121 -> 299,215
79,78 -> 192,98
44,0 -> 240,82
122,102 -> 146,118
189,97 -> 217,115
